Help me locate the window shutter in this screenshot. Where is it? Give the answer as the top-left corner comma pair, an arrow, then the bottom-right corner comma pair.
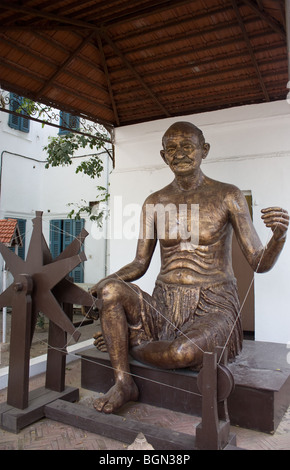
8,94 -> 30,133
63,219 -> 74,251
69,114 -> 80,131
59,111 -> 70,134
72,219 -> 85,283
8,93 -> 21,130
20,113 -> 30,133
49,218 -> 85,283
59,111 -> 80,134
50,220 -> 62,259
17,219 -> 26,260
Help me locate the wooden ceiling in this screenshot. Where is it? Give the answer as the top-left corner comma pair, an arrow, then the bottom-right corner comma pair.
0,0 -> 288,128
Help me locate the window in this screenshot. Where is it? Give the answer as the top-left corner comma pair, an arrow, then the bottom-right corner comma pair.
8,93 -> 30,133
8,218 -> 26,260
59,111 -> 80,135
49,218 -> 85,283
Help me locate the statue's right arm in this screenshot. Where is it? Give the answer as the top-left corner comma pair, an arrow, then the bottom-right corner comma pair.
93,196 -> 157,288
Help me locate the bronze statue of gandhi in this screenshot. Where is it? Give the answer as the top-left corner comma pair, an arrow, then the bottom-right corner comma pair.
90,121 -> 289,414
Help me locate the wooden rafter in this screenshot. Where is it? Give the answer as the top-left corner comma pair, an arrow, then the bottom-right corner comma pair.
35,30 -> 97,99
0,1 -> 99,30
117,68 -> 285,107
99,29 -> 170,118
241,0 -> 286,39
0,2 -> 230,32
0,34 -> 107,96
0,0 -> 196,31
109,29 -> 281,75
68,0 -> 174,24
231,0 -> 270,101
114,56 -> 287,99
104,16 -> 275,63
96,34 -> 120,126
114,41 -> 285,88
0,77 -> 114,131
96,0 -> 197,26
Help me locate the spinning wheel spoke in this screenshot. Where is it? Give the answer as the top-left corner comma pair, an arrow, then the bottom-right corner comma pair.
0,243 -> 26,277
25,211 -> 44,272
54,228 -> 88,261
0,283 -> 14,308
41,251 -> 86,290
35,290 -> 81,342
53,277 -> 100,309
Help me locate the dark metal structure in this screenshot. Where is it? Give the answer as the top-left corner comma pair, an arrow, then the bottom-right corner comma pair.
0,212 -> 98,426
0,1 -> 288,128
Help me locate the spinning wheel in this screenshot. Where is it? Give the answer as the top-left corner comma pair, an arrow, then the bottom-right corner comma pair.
196,347 -> 236,450
0,211 -> 99,410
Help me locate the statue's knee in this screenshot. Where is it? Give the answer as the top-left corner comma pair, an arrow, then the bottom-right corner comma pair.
169,342 -> 197,368
99,279 -> 124,303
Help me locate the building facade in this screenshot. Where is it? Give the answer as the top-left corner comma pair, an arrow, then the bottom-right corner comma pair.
0,91 -> 111,292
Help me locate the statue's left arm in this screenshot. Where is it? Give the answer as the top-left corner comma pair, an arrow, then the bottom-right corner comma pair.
227,188 -> 289,273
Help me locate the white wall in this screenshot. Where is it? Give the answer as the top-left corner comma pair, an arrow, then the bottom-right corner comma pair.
109,100 -> 290,345
0,99 -> 110,289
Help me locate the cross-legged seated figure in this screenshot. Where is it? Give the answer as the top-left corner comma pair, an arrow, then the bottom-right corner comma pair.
90,122 -> 289,414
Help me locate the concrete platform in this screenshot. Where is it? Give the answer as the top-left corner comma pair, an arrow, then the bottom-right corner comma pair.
80,340 -> 290,434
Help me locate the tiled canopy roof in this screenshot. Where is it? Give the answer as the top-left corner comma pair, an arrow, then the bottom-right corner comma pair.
0,1 -> 287,127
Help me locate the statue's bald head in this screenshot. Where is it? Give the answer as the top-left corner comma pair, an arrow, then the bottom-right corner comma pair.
162,122 -> 205,148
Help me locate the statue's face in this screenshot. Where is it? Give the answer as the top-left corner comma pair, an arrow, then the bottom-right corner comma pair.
161,127 -> 209,176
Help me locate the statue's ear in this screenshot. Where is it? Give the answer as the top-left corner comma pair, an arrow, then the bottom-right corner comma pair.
160,149 -> 168,165
202,143 -> 210,159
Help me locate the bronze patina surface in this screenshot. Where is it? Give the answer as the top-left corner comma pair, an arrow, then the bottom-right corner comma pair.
90,121 -> 289,414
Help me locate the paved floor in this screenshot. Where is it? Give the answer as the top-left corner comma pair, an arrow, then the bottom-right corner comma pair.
0,357 -> 290,451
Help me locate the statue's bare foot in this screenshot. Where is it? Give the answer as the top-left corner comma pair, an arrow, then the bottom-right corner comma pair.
94,379 -> 139,414
93,331 -> 107,352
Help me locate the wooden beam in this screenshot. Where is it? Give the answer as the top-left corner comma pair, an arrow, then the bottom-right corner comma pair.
109,29 -> 282,74
0,78 -> 114,130
0,1 -> 99,30
0,58 -> 113,114
113,44 -> 285,89
104,15 -> 273,63
278,0 -> 286,30
116,68 -> 285,107
241,0 -> 286,39
100,29 -> 170,118
118,78 -> 285,119
35,30 -> 96,99
231,0 -> 270,101
96,35 -> 120,126
109,4 -> 232,43
0,3 -> 229,33
114,57 -> 286,99
256,0 -> 264,10
0,35 -> 108,96
97,0 -> 196,26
